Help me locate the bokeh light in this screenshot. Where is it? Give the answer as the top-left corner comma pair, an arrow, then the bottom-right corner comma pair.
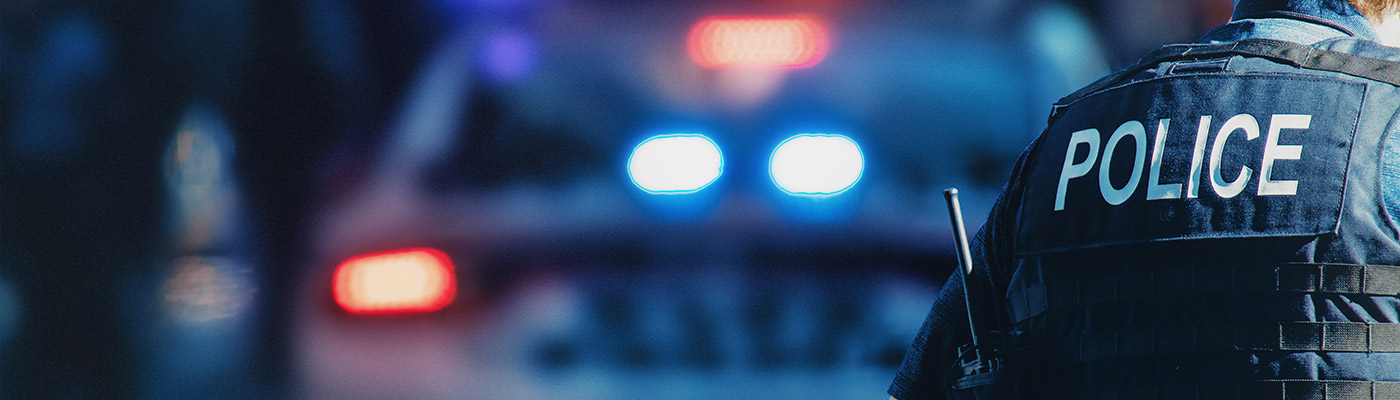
161,256 -> 256,326
163,105 -> 239,250
770,134 -> 864,196
627,134 -> 724,194
481,28 -> 538,84
333,249 -> 457,314
688,16 -> 828,69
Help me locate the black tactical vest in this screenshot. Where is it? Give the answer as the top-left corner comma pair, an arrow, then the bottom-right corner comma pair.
1003,38 -> 1400,398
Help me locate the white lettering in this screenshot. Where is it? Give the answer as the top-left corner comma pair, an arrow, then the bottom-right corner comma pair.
1209,114 -> 1259,199
1258,114 -> 1309,196
1052,112 -> 1309,210
1146,118 -> 1182,200
1055,128 -> 1101,211
1099,120 -> 1146,205
1186,115 -> 1211,199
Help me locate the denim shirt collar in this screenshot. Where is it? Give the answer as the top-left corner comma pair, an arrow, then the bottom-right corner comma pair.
1228,0 -> 1378,40
1198,16 -> 1355,43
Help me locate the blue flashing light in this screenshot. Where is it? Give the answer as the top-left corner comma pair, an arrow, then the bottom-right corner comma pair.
770,134 -> 864,196
628,134 -> 724,194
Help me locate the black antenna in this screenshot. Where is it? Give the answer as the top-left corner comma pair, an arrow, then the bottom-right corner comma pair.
943,188 -> 981,348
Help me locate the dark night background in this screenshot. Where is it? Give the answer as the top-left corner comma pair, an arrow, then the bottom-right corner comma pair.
0,0 -> 1231,398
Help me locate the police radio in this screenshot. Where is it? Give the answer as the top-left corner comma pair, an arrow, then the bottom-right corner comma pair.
943,188 -> 1025,400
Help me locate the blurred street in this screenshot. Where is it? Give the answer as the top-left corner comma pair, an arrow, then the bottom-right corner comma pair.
0,0 -> 1231,398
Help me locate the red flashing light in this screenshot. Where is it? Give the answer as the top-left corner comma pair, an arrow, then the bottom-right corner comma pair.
333,248 -> 456,314
688,16 -> 829,69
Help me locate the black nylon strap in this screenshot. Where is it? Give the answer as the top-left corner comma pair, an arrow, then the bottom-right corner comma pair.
1092,380 -> 1400,400
1052,38 -> 1400,120
1006,263 -> 1400,325
1056,322 -> 1400,362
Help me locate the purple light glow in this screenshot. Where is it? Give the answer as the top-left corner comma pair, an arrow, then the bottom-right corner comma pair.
481,30 -> 537,84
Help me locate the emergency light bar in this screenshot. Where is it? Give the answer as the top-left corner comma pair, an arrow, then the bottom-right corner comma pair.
628,134 -> 724,194
688,16 -> 828,69
771,134 -> 864,196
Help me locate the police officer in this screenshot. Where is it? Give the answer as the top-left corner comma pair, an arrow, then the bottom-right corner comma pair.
890,0 -> 1400,398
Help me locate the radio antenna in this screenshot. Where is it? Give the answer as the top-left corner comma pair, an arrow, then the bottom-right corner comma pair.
943,188 -> 981,347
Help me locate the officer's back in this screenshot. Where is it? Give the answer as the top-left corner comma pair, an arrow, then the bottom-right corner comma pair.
889,0 -> 1400,398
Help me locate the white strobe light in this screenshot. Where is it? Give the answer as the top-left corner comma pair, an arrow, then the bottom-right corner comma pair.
628,134 -> 724,194
770,134 -> 864,196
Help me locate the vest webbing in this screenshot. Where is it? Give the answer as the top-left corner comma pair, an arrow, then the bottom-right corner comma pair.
1052,321 -> 1400,362
1007,263 -> 1400,325
1051,38 -> 1400,121
1014,37 -> 1400,397
1087,380 -> 1400,399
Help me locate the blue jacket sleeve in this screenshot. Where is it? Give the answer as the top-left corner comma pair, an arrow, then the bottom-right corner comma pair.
887,137 -> 1039,400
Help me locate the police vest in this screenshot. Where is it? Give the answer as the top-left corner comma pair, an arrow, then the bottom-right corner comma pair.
1003,38 -> 1400,398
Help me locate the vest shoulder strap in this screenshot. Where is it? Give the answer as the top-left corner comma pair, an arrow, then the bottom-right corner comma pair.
1052,38 -> 1400,119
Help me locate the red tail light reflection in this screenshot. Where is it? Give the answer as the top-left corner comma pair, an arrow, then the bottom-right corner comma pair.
333,248 -> 456,314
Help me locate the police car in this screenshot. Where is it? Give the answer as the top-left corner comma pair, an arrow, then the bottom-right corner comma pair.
284,2 -> 1108,399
